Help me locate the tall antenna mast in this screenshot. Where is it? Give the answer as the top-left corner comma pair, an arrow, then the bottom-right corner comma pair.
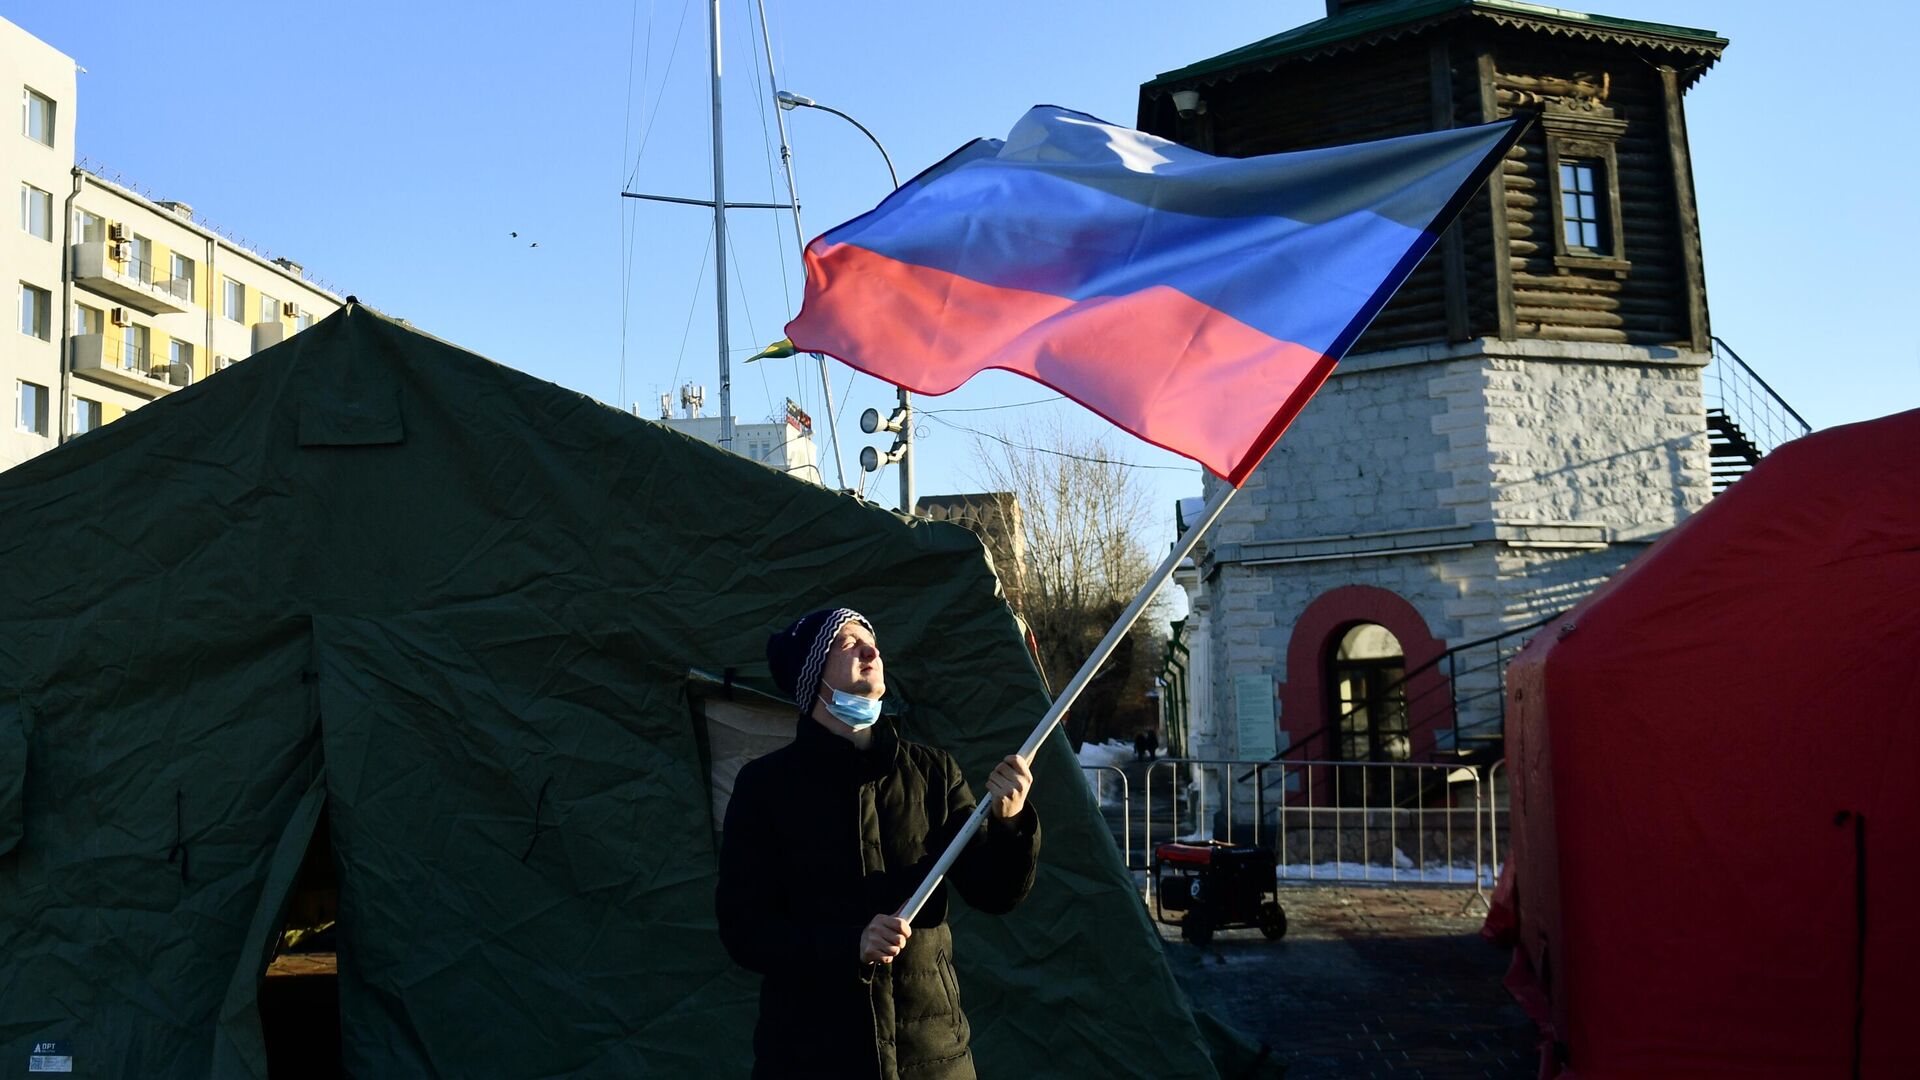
707,0 -> 733,451
622,8 -> 794,456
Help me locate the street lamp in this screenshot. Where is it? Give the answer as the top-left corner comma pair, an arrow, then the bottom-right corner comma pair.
778,89 -> 913,514
775,92 -> 900,188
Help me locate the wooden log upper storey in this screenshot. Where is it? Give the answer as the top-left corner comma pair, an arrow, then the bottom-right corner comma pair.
1139,1 -> 1726,353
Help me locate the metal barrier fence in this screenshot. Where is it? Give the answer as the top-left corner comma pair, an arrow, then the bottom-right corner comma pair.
1487,758 -> 1507,885
1132,757 -> 1502,903
1078,764 -> 1131,871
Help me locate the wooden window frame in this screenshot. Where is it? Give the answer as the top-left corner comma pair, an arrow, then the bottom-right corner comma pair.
1541,111 -> 1630,274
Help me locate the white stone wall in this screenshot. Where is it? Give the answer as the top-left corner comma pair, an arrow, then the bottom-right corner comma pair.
1182,337 -> 1713,768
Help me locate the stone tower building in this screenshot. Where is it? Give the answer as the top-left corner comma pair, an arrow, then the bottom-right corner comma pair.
1140,1 -> 1730,774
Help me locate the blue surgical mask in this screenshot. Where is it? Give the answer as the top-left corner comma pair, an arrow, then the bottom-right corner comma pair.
819,686 -> 882,729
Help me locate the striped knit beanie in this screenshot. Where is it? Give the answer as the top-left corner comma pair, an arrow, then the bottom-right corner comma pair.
766,608 -> 874,715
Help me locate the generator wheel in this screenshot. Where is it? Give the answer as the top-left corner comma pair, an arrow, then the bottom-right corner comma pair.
1258,901 -> 1287,941
1182,905 -> 1214,946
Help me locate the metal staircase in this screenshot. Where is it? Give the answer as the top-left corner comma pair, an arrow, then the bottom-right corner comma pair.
1705,338 -> 1810,492
1706,408 -> 1763,492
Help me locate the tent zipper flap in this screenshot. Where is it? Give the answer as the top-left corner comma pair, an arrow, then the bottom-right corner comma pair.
209,768 -> 328,1079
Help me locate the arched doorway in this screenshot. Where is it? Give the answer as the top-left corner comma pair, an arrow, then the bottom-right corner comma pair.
1329,622 -> 1410,805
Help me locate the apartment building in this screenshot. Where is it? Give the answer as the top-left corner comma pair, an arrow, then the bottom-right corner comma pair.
2,16 -> 339,472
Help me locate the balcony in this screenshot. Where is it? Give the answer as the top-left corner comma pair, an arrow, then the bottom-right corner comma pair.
252,320 -> 287,354
71,334 -> 185,398
70,242 -> 192,315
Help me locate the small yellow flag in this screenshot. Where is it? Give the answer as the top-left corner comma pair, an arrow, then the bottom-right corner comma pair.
745,338 -> 796,363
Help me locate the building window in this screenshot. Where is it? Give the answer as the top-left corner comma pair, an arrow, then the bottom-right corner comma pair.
170,252 -> 196,303
223,277 -> 244,321
1540,110 -> 1628,270
120,324 -> 150,372
74,303 -> 104,337
72,397 -> 101,435
74,208 -> 104,244
129,234 -> 154,284
1328,623 -> 1409,805
1559,160 -> 1606,253
294,309 -> 313,332
259,292 -> 279,325
170,339 -> 194,380
22,88 -> 54,147
18,283 -> 49,340
20,183 -> 51,240
17,380 -> 48,435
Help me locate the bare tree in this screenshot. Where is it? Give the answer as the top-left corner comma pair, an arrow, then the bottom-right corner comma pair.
970,419 -> 1165,745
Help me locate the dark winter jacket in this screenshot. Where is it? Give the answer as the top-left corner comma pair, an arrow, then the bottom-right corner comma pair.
717,716 -> 1041,1080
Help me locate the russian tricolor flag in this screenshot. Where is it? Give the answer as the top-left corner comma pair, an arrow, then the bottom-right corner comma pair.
785,107 -> 1524,485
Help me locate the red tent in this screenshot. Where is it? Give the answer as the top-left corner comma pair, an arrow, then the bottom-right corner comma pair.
1493,408 -> 1920,1078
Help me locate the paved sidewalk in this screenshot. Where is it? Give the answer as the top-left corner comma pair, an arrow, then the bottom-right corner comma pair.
1155,885 -> 1540,1078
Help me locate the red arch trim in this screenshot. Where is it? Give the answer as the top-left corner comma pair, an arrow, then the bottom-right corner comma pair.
1279,585 -> 1449,761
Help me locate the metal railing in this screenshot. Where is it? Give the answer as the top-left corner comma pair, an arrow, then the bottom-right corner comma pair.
1706,337 -> 1811,459
96,335 -> 189,388
106,336 -> 154,373
1138,757 -> 1497,903
1079,764 -> 1132,871
117,255 -> 193,304
1431,616 -> 1556,755
1265,613 -> 1559,768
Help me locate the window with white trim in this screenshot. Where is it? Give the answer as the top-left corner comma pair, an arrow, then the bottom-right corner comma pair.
73,208 -> 104,244
17,380 -> 48,435
121,324 -> 150,372
20,183 -> 50,240
18,282 -> 49,340
129,235 -> 154,284
72,397 -> 101,435
224,277 -> 244,321
22,88 -> 53,147
170,252 -> 196,303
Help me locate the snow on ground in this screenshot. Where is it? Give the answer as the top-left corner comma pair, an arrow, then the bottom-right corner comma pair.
1075,739 -> 1136,769
1157,841 -> 1488,885
1277,859 -> 1493,886
1075,740 -> 1138,807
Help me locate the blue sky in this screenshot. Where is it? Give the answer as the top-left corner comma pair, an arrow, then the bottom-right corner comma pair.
13,1 -> 1916,542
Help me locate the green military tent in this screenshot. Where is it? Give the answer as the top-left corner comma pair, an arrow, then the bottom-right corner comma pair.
0,306 -> 1268,1077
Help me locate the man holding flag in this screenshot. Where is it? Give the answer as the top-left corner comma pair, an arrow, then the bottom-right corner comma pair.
717,608 -> 1040,1080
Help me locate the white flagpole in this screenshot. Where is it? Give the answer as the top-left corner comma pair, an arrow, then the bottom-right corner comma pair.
896,476 -> 1244,923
